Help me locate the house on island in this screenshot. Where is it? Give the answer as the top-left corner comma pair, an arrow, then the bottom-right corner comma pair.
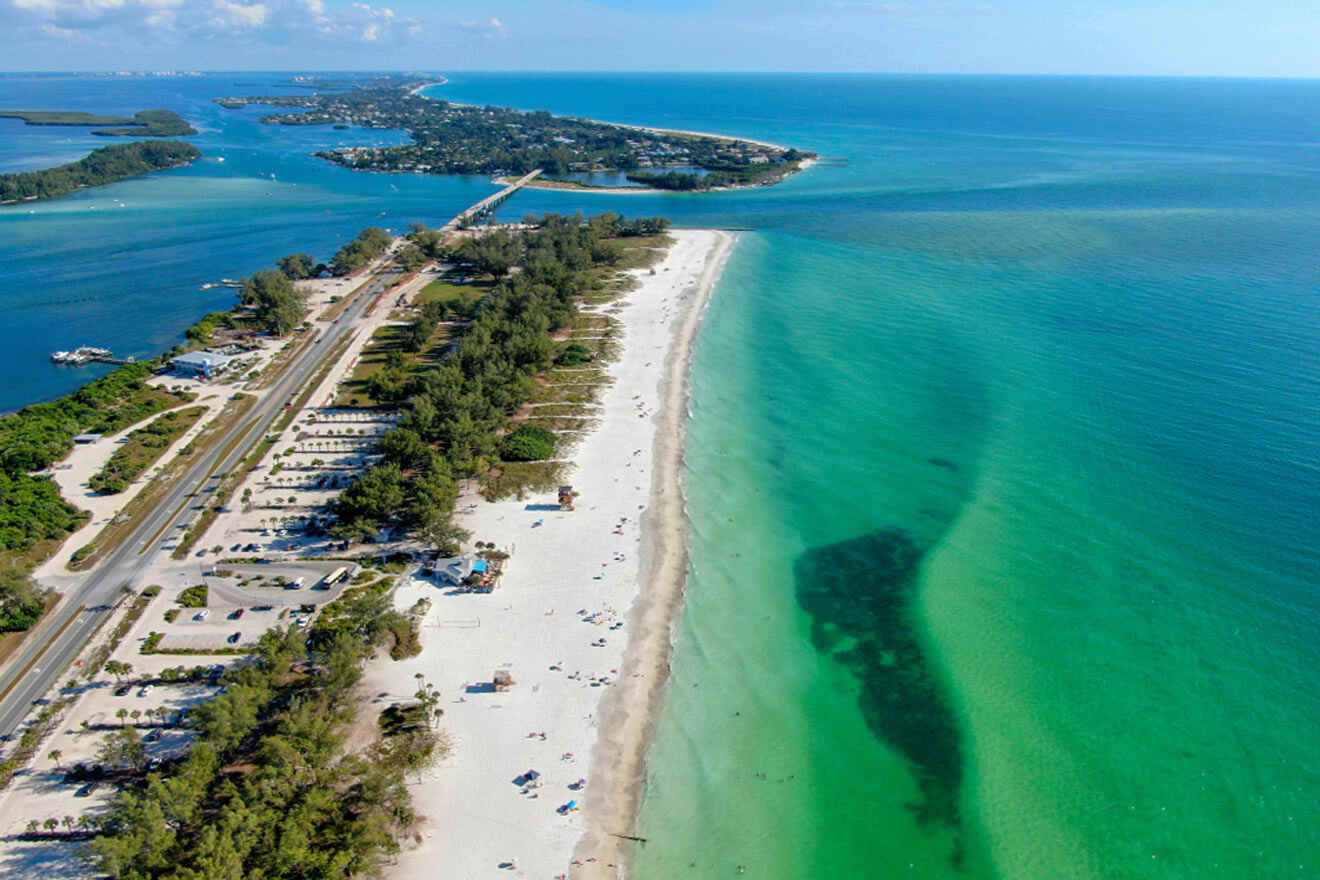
172,350 -> 234,379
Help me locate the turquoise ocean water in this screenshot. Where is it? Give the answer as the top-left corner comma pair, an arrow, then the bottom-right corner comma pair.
3,73 -> 1318,878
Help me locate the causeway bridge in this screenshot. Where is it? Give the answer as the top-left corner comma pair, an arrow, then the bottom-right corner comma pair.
442,169 -> 543,234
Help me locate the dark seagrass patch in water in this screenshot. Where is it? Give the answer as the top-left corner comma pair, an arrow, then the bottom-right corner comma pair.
794,528 -> 966,855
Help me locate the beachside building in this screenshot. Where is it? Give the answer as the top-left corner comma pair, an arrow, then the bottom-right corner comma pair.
172,350 -> 234,379
433,554 -> 491,587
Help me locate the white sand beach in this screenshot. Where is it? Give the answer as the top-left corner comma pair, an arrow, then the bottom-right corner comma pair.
375,228 -> 732,880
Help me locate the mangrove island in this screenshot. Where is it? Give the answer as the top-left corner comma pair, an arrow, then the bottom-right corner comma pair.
0,141 -> 202,204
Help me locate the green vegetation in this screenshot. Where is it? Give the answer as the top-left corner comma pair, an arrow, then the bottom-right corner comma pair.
415,275 -> 489,312
0,141 -> 200,204
336,295 -> 465,408
94,617 -> 442,878
176,585 -> 207,608
0,363 -> 191,570
625,152 -> 810,190
0,569 -> 47,634
0,110 -> 126,125
0,108 -> 196,137
331,226 -> 391,276
275,252 -> 318,279
0,362 -> 187,474
0,696 -> 72,792
240,269 -> 307,335
330,212 -> 666,543
183,310 -> 243,346
556,342 -> 593,366
499,425 -> 557,462
89,406 -> 206,495
217,79 -> 814,190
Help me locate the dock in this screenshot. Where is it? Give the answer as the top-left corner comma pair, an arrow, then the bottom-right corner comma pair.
200,278 -> 245,291
50,346 -> 135,367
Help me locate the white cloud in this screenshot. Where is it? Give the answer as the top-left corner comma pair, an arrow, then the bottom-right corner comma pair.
457,14 -> 504,38
0,0 -> 423,44
211,0 -> 267,28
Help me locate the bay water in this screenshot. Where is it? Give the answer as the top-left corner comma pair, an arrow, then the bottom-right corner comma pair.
3,72 -> 1318,878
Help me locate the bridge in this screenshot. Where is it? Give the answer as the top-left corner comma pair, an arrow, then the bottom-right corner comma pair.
442,169 -> 543,234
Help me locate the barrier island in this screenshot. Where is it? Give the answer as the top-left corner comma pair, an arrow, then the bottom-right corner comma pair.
0,141 -> 201,204
217,79 -> 815,192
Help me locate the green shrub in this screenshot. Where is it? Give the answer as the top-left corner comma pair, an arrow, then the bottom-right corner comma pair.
556,343 -> 593,366
499,425 -> 557,462
176,585 -> 207,608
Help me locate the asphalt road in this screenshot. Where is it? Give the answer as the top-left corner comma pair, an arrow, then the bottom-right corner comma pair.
0,268 -> 399,741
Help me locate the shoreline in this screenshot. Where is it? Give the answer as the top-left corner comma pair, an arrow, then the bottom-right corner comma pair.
417,83 -> 785,153
406,77 -> 448,97
373,229 -> 734,880
494,158 -> 816,197
572,230 -> 734,878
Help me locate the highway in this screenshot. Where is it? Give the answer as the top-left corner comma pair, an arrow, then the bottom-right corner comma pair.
0,265 -> 401,741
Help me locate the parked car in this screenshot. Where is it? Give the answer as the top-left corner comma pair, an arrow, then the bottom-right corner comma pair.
230,608 -> 244,619
138,685 -> 152,698
75,781 -> 99,798
145,728 -> 163,743
228,631 -> 242,644
194,610 -> 208,621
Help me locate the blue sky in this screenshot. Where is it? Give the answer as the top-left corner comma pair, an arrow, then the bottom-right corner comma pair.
0,0 -> 1316,76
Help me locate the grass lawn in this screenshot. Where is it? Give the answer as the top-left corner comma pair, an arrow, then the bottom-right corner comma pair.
335,322 -> 455,408
414,272 -> 494,308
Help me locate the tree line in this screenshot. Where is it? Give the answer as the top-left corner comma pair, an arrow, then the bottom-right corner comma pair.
93,592 -> 441,879
331,212 -> 669,551
0,141 -> 200,204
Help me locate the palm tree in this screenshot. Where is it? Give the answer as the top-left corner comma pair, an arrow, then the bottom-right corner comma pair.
47,749 -> 62,771
116,708 -> 128,727
43,818 -> 57,833
130,709 -> 141,724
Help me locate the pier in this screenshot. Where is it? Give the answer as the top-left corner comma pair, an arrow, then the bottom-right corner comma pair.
442,169 -> 543,234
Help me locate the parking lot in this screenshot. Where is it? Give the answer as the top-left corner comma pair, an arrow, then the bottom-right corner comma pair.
196,409 -> 399,560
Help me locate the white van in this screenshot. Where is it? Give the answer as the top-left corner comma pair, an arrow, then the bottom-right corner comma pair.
291,577 -> 305,589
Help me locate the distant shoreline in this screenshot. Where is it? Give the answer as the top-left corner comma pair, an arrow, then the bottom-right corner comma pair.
407,78 -> 448,97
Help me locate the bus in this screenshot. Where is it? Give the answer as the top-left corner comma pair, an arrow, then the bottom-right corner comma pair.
321,566 -> 349,588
